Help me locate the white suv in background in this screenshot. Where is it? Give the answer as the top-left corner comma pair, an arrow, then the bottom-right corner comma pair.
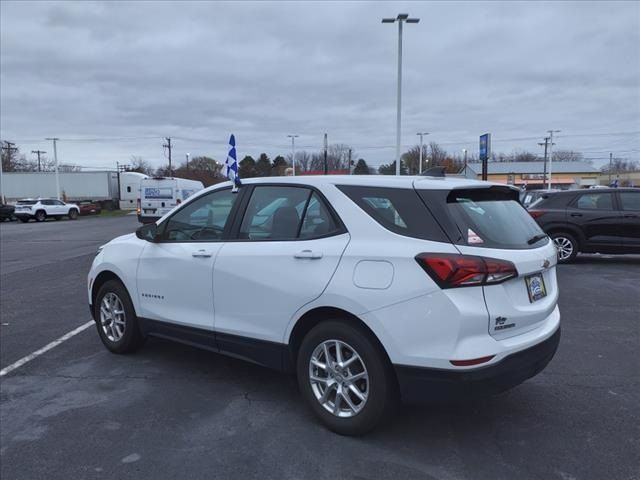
14,198 -> 80,223
88,176 -> 560,434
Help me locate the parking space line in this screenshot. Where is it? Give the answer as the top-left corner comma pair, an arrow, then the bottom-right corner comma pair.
0,320 -> 94,377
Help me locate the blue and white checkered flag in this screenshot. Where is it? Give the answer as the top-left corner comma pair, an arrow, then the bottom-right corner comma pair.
225,134 -> 241,190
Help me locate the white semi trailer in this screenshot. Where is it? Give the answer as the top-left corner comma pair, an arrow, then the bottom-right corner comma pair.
1,171 -> 148,210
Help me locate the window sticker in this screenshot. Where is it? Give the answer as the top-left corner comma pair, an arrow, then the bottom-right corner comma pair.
467,228 -> 484,244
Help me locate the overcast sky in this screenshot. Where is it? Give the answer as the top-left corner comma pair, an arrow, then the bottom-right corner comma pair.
1,0 -> 639,170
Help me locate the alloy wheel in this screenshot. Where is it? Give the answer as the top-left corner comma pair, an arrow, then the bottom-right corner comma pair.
100,292 -> 126,342
553,236 -> 574,261
308,339 -> 369,418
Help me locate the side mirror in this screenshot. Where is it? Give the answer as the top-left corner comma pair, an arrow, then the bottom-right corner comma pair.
136,223 -> 159,242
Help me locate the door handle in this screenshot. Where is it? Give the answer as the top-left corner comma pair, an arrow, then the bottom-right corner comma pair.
294,250 -> 323,259
570,213 -> 583,217
192,249 -> 212,258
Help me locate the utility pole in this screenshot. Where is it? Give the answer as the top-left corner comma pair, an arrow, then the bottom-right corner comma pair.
32,150 -> 47,172
1,141 -> 19,204
186,153 -> 190,172
608,152 -> 613,184
538,137 -> 550,186
547,130 -> 560,190
163,137 -> 173,177
416,132 -> 429,174
348,148 -> 353,175
45,138 -> 60,199
287,135 -> 299,176
323,133 -> 328,175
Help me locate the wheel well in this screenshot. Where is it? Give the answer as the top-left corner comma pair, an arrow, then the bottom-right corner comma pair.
288,307 -> 394,369
547,227 -> 582,247
91,271 -> 124,308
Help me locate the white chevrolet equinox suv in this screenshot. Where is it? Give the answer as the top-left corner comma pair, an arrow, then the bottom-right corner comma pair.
88,176 -> 560,434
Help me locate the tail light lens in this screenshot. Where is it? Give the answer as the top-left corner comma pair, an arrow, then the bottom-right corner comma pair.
528,210 -> 545,218
415,253 -> 518,288
136,199 -> 141,215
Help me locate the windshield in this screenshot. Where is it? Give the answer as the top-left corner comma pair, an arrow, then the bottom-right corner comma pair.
447,190 -> 547,249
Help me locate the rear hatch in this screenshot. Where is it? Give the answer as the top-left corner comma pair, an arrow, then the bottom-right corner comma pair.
416,184 -> 558,340
15,200 -> 37,213
141,179 -> 177,217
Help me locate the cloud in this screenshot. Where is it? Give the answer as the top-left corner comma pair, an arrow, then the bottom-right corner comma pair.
1,0 -> 638,169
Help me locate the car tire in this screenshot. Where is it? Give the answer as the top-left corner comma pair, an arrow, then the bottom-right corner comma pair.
94,280 -> 145,354
19,217 -> 29,223
551,232 -> 578,263
35,210 -> 46,222
297,320 -> 397,435
69,209 -> 78,220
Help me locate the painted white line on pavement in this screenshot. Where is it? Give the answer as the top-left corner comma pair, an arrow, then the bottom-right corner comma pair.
0,320 -> 94,377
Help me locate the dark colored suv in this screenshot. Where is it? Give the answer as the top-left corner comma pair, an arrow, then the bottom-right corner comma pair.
528,188 -> 640,262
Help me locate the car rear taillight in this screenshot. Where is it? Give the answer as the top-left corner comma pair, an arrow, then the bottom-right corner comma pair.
136,199 -> 141,215
528,210 -> 545,219
415,253 -> 518,288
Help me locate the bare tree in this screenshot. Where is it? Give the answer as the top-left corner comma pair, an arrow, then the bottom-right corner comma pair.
286,150 -> 311,172
309,144 -> 354,172
58,164 -> 82,172
429,142 -> 448,167
129,156 -> 153,175
601,159 -> 640,173
552,150 -> 584,162
401,145 -> 429,174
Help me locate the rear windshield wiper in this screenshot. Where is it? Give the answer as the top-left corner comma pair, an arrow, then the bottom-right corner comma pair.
527,234 -> 548,245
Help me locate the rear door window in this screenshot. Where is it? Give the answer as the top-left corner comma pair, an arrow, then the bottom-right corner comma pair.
337,186 -> 448,242
574,193 -> 614,210
444,188 -> 547,249
619,192 -> 640,211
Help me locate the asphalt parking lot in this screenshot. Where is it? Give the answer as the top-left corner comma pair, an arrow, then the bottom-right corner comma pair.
1,216 -> 639,480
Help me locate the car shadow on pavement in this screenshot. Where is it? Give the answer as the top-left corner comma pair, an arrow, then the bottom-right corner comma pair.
136,336 -> 530,438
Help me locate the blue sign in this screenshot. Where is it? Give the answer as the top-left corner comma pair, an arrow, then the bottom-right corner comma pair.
479,133 -> 491,161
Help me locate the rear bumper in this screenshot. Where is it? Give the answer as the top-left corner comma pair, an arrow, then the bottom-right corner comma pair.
394,327 -> 561,402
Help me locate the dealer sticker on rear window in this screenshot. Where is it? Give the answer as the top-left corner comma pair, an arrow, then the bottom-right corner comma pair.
467,228 -> 484,244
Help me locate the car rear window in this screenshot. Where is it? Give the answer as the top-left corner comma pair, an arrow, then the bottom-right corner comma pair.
337,186 -> 448,242
17,200 -> 36,205
443,188 -> 547,249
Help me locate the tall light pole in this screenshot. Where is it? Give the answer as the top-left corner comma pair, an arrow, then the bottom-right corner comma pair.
416,132 -> 429,174
383,13 -> 420,176
462,148 -> 468,174
287,134 -> 299,176
547,130 -> 560,189
45,138 -> 60,199
186,153 -> 190,171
